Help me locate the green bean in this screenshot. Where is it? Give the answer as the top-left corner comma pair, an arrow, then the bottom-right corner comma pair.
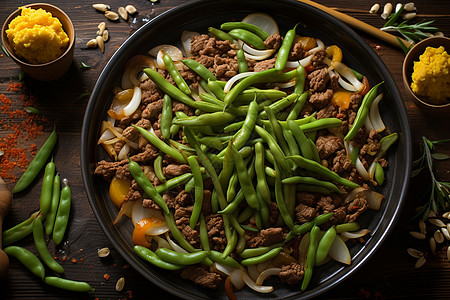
344,82 -> 384,141
254,142 -> 271,204
219,141 -> 235,192
156,173 -> 193,194
294,65 -> 306,95
3,211 -> 40,246
287,155 -> 359,189
45,174 -> 60,235
156,248 -> 208,265
52,179 -> 71,245
44,277 -> 93,292
181,59 -> 217,81
282,176 -> 341,193
283,183 -> 296,221
184,177 -> 195,193
240,243 -> 283,259
13,128 -> 57,193
257,189 -> 269,226
265,166 -> 276,178
33,217 -> 64,274
198,136 -> 225,151
134,125 -> 185,163
188,156 -> 203,229
231,145 -> 259,209
349,67 -> 364,80
284,213 -> 333,242
39,159 -> 55,217
211,189 -> 219,213
235,234 -> 246,254
234,89 -> 287,104
134,245 -> 183,270
4,246 -> 45,280
295,184 -> 332,194
274,163 -> 294,229
237,49 -> 248,73
199,214 -> 210,253
161,94 -> 173,139
219,189 -> 244,214
173,112 -> 236,126
224,68 -> 297,108
199,92 -> 225,107
259,93 -> 298,119
163,210 -> 197,253
288,119 -> 315,161
199,79 -> 215,96
207,79 -> 226,100
286,92 -> 308,121
169,122 -> 180,136
237,206 -> 255,223
163,52 -> 191,94
232,99 -> 258,151
275,24 -> 297,70
129,159 -> 169,214
241,224 -> 259,232
265,106 -> 290,156
299,118 -> 342,133
241,247 -> 283,266
208,27 -> 234,42
283,128 -> 300,157
374,162 -> 385,185
154,154 -> 166,183
264,149 -> 275,165
316,225 -> 337,264
254,125 -> 289,173
336,222 -> 360,233
228,28 -> 266,50
220,22 -> 269,40
222,228 -> 238,259
301,225 -> 320,291
376,133 -> 398,159
208,250 -> 241,269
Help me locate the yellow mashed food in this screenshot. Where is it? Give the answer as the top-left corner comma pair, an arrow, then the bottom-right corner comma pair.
411,46 -> 450,104
6,7 -> 69,64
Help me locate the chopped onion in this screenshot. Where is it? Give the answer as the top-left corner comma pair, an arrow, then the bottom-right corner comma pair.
332,61 -> 364,92
242,272 -> 273,293
338,76 -> 358,92
242,12 -> 279,36
148,44 -> 183,60
98,129 -> 115,144
256,267 -> 281,285
131,199 -> 165,226
123,87 -> 141,118
363,190 -> 384,210
242,43 -> 275,60
145,222 -> 169,236
156,49 -> 165,70
340,228 -> 370,239
285,54 -> 313,69
364,114 -> 375,132
165,232 -> 188,253
121,55 -> 156,89
180,30 -> 199,57
153,235 -> 171,250
369,93 -> 385,133
247,264 -> 259,281
343,187 -> 367,204
214,263 -> 245,290
299,55 -> 313,67
117,142 -> 130,160
305,39 -> 325,55
113,200 -> 134,224
224,72 -> 256,92
347,141 -> 370,181
328,236 -> 351,265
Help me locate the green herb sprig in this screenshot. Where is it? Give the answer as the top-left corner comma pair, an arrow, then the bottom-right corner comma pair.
413,136 -> 450,220
382,20 -> 439,43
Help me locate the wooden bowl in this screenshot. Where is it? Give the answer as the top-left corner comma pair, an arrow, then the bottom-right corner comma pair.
402,36 -> 450,114
1,3 -> 75,81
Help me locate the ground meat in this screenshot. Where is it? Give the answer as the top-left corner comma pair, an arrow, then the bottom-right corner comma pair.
247,227 -> 285,247
181,266 -> 222,289
124,179 -> 143,202
175,190 -> 192,206
115,163 -> 131,181
142,198 -> 161,210
268,202 -> 279,225
206,214 -> 226,251
288,42 -> 305,60
163,192 -> 177,209
329,74 -> 339,91
182,225 -> 200,246
307,68 -> 329,92
195,55 -> 214,68
329,206 -> 346,225
213,56 -> 238,79
129,143 -> 159,163
122,119 -> 151,141
94,160 -> 127,180
140,79 -> 163,105
317,196 -> 335,212
360,135 -> 381,156
316,135 -> 344,159
118,108 -> 142,127
296,192 -> 316,206
310,49 -> 326,66
279,262 -> 304,285
331,149 -> 353,173
163,164 -> 191,177
114,140 -> 125,154
201,190 -> 212,215
190,35 -> 232,57
309,89 -> 333,109
265,33 -> 282,50
346,194 -> 368,222
295,203 -> 318,223
142,99 -> 164,121
254,57 -> 276,72
316,103 -> 338,119
172,100 -> 194,116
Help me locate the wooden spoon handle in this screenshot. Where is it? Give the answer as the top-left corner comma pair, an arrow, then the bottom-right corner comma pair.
297,0 -> 412,49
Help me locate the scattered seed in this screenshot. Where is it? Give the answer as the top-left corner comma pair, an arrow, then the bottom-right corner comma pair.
102,30 -> 109,42
443,212 -> 450,219
116,277 -> 125,292
96,36 -> 105,53
429,237 -> 437,255
407,248 -> 423,258
404,2 -> 416,11
415,256 -> 426,268
419,220 -> 426,234
97,22 -> 106,36
118,7 -> 128,20
395,3 -> 403,13
105,11 -> 119,21
86,39 -> 97,48
381,3 -> 393,19
429,218 -> 446,228
93,4 -> 110,12
434,230 -> 445,243
98,247 -> 110,257
402,12 -> 417,20
410,231 -> 426,239
442,227 -> 450,240
369,3 -> 380,14
125,5 -> 137,15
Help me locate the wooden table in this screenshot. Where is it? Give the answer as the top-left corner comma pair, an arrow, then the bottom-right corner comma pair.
1,0 -> 450,299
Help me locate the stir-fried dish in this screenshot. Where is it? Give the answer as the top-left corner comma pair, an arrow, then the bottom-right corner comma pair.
94,13 -> 398,295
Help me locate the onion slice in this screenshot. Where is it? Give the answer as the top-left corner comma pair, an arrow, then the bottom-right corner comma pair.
242,12 -> 279,36
332,61 -> 364,92
113,200 -> 134,224
165,232 -> 189,253
343,187 -> 367,204
153,235 -> 171,250
328,236 -> 351,265
131,199 -> 165,226
242,43 -> 275,60
121,55 -> 156,89
340,228 -> 370,239
224,72 -> 256,92
214,263 -> 245,290
123,86 -> 141,117
369,93 -> 385,133
117,142 -> 130,160
181,30 -> 199,57
363,190 -> 384,211
256,268 -> 281,285
148,44 -> 183,60
242,272 -> 273,293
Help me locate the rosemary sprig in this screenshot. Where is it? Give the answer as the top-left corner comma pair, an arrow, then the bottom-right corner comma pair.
413,136 -> 450,220
381,20 -> 439,43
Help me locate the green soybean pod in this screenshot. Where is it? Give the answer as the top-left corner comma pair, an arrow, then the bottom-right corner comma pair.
237,49 -> 248,73
2,211 -> 40,246
161,94 -> 173,140
13,129 -> 57,194
240,247 -> 283,266
188,155 -> 204,229
316,225 -> 337,264
44,277 -> 93,292
156,248 -> 208,265
154,154 -> 166,183
134,245 -> 184,271
45,174 -> 60,235
39,159 -> 55,217
52,178 -> 71,245
33,217 -> 64,274
374,162 -> 385,185
163,53 -> 191,95
4,246 -> 45,280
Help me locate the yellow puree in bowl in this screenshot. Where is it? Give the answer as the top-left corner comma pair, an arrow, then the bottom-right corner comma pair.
411,46 -> 450,104
6,7 -> 69,64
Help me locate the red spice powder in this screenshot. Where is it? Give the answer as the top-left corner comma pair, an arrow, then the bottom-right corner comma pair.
71,258 -> 77,264
103,273 -> 110,280
0,81 -> 50,182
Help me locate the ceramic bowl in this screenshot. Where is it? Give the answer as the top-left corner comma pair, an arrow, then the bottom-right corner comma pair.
1,3 -> 75,81
402,36 -> 450,114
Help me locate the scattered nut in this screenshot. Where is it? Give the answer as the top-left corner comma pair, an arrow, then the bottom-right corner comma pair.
442,227 -> 450,240
434,229 -> 445,243
125,5 -> 137,15
105,11 -> 119,21
102,30 -> 109,42
395,3 -> 403,13
118,7 -> 128,20
415,256 -> 426,268
97,22 -> 106,36
93,4 -> 110,12
409,231 -> 426,239
402,12 -> 417,20
98,247 -> 110,257
96,36 -> 105,53
407,248 -> 423,258
419,219 -> 426,234
429,218 -> 446,228
369,3 -> 380,14
404,2 -> 416,11
381,3 -> 393,19
430,237 -> 437,255
86,39 -> 97,48
116,277 -> 125,292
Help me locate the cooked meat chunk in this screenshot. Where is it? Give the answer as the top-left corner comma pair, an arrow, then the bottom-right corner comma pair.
310,49 -> 326,66
130,144 -> 159,163
140,79 -> 163,105
181,266 -> 222,289
316,135 -> 344,159
297,193 -> 316,206
247,227 -> 285,247
288,42 -> 305,61
307,68 -> 330,92
254,57 -> 276,72
264,33 -> 282,50
94,159 -> 127,180
163,164 -> 191,177
142,99 -> 164,121
309,89 -> 333,109
279,262 -> 304,285
295,203 -> 318,223
346,194 -> 368,222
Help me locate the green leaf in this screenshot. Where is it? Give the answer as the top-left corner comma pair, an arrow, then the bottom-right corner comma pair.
411,166 -> 425,178
432,138 -> 450,144
77,91 -> 91,100
1,43 -> 10,58
80,62 -> 91,69
431,153 -> 450,160
396,37 -> 411,55
18,70 -> 26,82
24,106 -> 39,114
